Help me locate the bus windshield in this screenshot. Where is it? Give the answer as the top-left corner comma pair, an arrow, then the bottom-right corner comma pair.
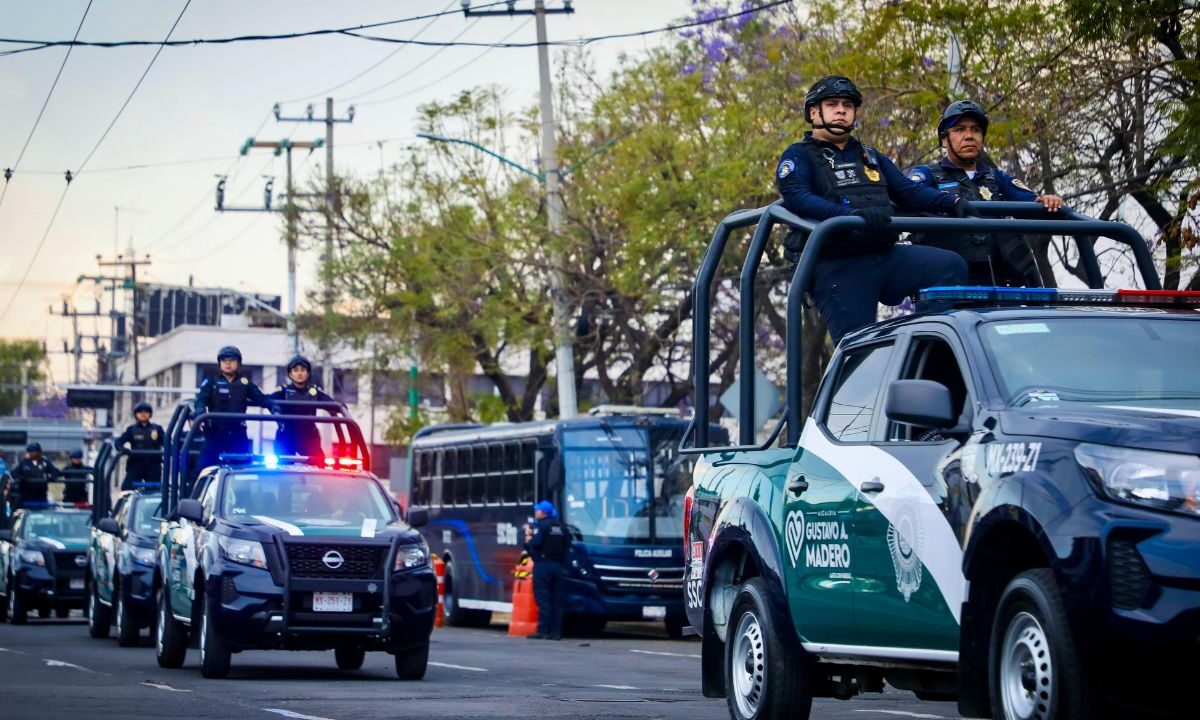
561,422 -> 693,544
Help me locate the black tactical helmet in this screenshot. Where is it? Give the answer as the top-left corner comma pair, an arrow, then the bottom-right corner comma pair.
70,449 -> 83,460
217,345 -> 243,363
134,402 -> 153,416
286,355 -> 312,373
25,442 -> 41,453
804,75 -> 863,117
938,100 -> 989,138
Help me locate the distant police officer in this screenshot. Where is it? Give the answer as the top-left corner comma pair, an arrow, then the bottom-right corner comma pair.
523,500 -> 571,641
7,442 -> 61,510
776,75 -> 973,343
116,402 -> 164,490
269,355 -> 335,462
194,346 -> 277,471
907,100 -> 1065,286
60,450 -> 91,504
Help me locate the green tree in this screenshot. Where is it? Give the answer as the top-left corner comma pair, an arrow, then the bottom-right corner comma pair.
0,339 -> 45,417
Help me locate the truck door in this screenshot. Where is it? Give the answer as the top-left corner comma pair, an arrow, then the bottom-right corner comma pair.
784,340 -> 897,647
848,331 -> 971,653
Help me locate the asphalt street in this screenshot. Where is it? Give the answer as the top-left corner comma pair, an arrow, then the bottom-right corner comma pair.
0,614 -> 962,719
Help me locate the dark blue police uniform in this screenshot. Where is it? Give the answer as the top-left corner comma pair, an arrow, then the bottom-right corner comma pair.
116,421 -> 165,489
194,373 -> 276,470
776,132 -> 969,342
268,382 -> 334,461
8,457 -> 60,510
526,513 -> 571,639
907,158 -> 1044,286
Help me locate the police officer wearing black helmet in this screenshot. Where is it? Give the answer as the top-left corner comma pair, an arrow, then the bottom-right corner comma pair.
6,442 -> 61,511
907,100 -> 1065,286
116,401 -> 164,490
194,345 -> 277,470
776,75 -> 973,343
268,355 -> 335,462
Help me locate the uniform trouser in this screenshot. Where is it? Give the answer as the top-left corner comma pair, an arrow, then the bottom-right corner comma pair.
532,560 -> 567,637
198,431 -> 251,472
812,244 -> 968,344
122,460 -> 162,490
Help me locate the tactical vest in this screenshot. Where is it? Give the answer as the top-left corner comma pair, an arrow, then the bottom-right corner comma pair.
201,375 -> 253,437
800,141 -> 896,254
273,384 -> 325,455
537,522 -> 570,563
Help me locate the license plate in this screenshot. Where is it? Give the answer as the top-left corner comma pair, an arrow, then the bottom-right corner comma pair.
69,579 -> 84,590
313,592 -> 353,612
642,605 -> 667,620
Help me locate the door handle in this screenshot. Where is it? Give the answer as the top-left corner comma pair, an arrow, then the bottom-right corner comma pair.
860,479 -> 885,494
787,475 -> 809,496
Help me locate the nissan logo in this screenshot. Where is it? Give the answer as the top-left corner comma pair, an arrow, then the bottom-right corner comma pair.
322,550 -> 345,570
74,555 -> 87,568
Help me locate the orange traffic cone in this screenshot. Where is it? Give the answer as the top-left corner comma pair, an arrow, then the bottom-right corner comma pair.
432,553 -> 445,628
508,555 -> 538,637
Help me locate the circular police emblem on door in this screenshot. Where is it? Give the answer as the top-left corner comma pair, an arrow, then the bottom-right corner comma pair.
886,500 -> 924,602
322,550 -> 345,570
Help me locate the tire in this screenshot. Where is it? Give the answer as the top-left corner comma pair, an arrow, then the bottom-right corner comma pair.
8,582 -> 27,625
155,586 -> 188,669
442,562 -> 491,628
115,587 -> 139,647
989,568 -> 1094,720
0,589 -> 8,622
335,646 -> 366,671
37,606 -> 50,619
55,606 -> 70,619
199,594 -> 232,679
394,641 -> 429,680
724,578 -> 813,720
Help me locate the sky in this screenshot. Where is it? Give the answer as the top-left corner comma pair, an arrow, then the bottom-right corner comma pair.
0,0 -> 695,382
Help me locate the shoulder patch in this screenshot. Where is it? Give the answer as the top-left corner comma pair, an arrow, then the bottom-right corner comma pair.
1012,177 -> 1032,192
777,159 -> 795,179
241,377 -> 249,385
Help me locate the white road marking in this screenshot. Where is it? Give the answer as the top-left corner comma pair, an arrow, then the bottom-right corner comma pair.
595,684 -> 639,690
854,711 -> 953,719
630,649 -> 701,659
0,647 -> 29,654
264,710 -> 336,720
44,659 -> 99,673
428,661 -> 488,672
141,680 -> 191,692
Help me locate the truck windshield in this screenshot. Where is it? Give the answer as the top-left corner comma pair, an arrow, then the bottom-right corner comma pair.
132,498 -> 162,535
221,472 -> 394,528
26,512 -> 90,543
980,317 -> 1200,410
561,423 -> 693,544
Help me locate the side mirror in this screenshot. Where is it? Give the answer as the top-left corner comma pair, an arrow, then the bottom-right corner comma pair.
886,379 -> 956,429
406,505 -> 429,529
177,499 -> 206,525
97,518 -> 121,536
0,530 -> 12,543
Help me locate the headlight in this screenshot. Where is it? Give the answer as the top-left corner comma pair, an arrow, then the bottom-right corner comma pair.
127,545 -> 157,567
394,543 -> 428,571
18,548 -> 45,567
218,536 -> 268,569
1075,443 -> 1200,518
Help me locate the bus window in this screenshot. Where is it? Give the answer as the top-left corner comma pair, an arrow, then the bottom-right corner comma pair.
501,443 -> 520,504
455,447 -> 472,506
430,450 -> 443,507
487,444 -> 505,505
471,446 -> 488,505
519,441 -> 537,504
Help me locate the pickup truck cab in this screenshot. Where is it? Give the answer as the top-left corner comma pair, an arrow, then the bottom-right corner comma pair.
682,204 -> 1196,720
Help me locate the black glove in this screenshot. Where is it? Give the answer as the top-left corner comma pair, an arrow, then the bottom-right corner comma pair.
851,206 -> 893,230
952,198 -> 980,218
781,228 -> 806,265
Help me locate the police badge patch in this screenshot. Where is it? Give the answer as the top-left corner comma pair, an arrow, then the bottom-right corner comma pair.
979,186 -> 993,200
887,500 -> 925,602
309,387 -> 317,396
151,430 -> 159,441
241,377 -> 249,385
777,159 -> 795,179
863,167 -> 881,182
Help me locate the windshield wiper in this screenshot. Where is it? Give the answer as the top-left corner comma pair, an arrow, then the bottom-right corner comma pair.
1010,386 -> 1200,407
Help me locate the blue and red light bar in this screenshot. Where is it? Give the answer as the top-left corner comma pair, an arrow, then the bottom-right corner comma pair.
919,286 -> 1200,307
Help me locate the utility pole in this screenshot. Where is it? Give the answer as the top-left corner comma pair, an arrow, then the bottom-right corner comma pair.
97,255 -> 151,382
463,0 -> 578,418
272,99 -> 354,392
19,363 -> 29,417
223,137 -> 324,356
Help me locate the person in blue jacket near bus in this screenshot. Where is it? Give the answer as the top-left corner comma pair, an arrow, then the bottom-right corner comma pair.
523,500 -> 571,640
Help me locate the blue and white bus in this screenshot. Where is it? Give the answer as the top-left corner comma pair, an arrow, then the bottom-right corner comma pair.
405,408 -> 725,636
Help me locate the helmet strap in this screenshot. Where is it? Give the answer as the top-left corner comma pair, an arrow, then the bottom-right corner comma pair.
813,104 -> 854,136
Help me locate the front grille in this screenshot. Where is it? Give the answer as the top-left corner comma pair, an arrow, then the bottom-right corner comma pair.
1108,536 -> 1151,610
284,543 -> 388,580
593,563 -> 684,592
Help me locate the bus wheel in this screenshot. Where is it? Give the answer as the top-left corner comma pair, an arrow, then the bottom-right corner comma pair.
725,578 -> 813,720
443,562 -> 491,628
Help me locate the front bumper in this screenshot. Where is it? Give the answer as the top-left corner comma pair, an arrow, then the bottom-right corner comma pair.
119,565 -> 157,623
204,561 -> 437,651
562,576 -> 684,620
11,565 -> 86,607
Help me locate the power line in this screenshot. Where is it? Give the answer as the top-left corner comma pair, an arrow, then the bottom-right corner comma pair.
280,0 -> 458,104
344,17 -> 482,102
0,0 -> 93,211
0,1 -> 793,55
0,0 -> 193,325
0,1 -> 513,56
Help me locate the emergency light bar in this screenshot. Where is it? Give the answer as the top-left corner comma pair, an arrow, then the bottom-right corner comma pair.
919,286 -> 1200,307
